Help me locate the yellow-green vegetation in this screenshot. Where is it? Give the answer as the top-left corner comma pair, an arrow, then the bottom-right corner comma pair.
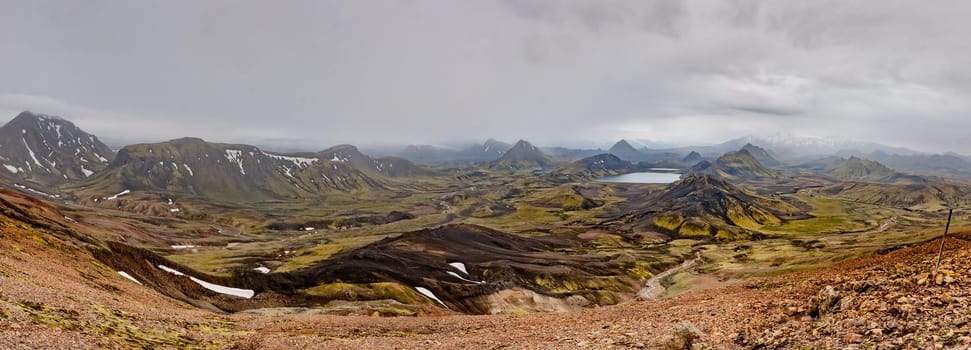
532,274 -> 633,294
0,298 -> 238,349
302,282 -> 428,310
726,202 -> 781,229
678,219 -> 714,239
166,248 -> 251,277
763,195 -> 885,235
696,223 -> 962,279
277,234 -> 393,273
524,185 -> 598,211
622,260 -> 664,280
467,204 -> 565,231
654,215 -> 685,232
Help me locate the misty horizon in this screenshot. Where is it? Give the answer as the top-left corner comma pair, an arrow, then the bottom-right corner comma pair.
2,1 -> 971,154
1,109 -> 966,159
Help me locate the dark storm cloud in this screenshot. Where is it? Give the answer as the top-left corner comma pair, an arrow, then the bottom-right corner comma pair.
0,0 -> 969,153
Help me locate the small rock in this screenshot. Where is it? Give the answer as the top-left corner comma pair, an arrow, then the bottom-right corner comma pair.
845,333 -> 863,344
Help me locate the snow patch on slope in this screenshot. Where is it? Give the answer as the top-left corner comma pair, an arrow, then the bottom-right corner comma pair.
446,271 -> 485,284
117,271 -> 143,285
262,152 -> 318,167
448,262 -> 469,275
22,134 -> 48,172
415,286 -> 448,308
105,189 -> 130,200
157,265 -> 254,298
224,150 -> 246,175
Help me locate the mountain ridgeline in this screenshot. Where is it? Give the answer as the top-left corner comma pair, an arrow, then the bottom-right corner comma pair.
398,138 -> 513,164
70,138 -> 431,202
0,111 -> 114,187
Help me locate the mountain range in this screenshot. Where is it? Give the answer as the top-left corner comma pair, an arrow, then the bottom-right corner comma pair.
4,110 -> 971,206
66,138 -> 437,202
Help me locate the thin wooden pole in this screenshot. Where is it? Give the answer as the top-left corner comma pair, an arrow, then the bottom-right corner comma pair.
936,208 -> 953,270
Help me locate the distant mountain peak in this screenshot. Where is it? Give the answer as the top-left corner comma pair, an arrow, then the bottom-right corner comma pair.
494,140 -> 554,169
740,143 -> 782,167
682,151 -> 703,164
688,149 -> 775,179
10,110 -> 64,122
608,139 -> 646,161
0,111 -> 113,187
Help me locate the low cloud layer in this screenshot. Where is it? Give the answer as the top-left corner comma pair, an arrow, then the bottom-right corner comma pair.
1,1 -> 969,153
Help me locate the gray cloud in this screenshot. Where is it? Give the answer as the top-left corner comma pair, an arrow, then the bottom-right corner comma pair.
0,0 -> 970,153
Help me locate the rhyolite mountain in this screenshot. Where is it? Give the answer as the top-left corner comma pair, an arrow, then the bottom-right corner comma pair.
688,149 -> 776,179
491,140 -> 556,170
605,174 -> 799,240
607,139 -> 646,161
69,138 -> 430,202
741,143 -> 783,168
0,111 -> 114,187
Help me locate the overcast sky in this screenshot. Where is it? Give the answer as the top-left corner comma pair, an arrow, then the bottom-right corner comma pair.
1,0 -> 969,153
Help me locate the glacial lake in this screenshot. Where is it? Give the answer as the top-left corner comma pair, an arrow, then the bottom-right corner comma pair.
596,170 -> 682,184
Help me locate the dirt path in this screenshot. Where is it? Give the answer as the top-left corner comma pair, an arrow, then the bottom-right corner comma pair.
637,251 -> 702,300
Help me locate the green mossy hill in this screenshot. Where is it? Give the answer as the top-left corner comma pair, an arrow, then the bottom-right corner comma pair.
689,149 -> 776,179
824,157 -> 926,184
492,140 -> 556,170
608,174 -> 799,240
551,153 -> 636,181
819,181 -> 971,210
741,143 -> 782,168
